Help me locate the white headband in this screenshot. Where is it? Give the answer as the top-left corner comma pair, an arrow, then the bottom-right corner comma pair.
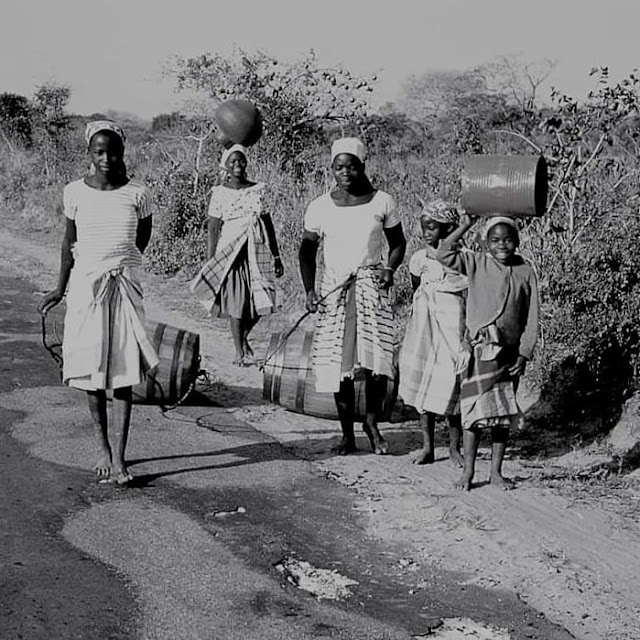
85,120 -> 125,145
330,137 -> 366,163
483,216 -> 519,240
220,144 -> 248,170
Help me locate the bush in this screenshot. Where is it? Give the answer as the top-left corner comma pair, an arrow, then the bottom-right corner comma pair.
145,169 -> 213,276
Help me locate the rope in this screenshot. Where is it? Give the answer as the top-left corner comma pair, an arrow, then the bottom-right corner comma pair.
41,315 -> 63,374
39,268 -> 384,414
259,273 -> 359,371
148,361 -> 211,414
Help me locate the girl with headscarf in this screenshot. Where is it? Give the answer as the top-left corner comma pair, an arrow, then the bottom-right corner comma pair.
437,214 -> 539,491
38,120 -> 159,486
398,198 -> 467,467
190,144 -> 283,366
299,137 -> 406,456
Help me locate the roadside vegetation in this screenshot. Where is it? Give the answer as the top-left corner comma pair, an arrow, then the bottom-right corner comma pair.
2,50 -> 640,463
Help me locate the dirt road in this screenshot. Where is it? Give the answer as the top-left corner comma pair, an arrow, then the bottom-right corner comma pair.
1,227 -> 639,639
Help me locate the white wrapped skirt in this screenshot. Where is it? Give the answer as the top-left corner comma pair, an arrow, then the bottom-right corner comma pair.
63,266 -> 159,391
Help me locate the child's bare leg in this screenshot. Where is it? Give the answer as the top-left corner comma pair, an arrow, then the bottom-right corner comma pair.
241,315 -> 259,357
454,427 -> 479,491
413,412 -> 435,464
447,414 -> 464,468
87,390 -> 111,480
229,318 -> 244,363
363,372 -> 389,455
489,425 -> 513,489
110,386 -> 133,483
333,378 -> 356,455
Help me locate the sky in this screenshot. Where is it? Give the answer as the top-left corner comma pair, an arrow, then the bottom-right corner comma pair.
1,0 -> 638,119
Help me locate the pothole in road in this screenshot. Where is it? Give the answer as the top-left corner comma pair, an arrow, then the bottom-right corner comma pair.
275,557 -> 359,601
414,616 -> 511,639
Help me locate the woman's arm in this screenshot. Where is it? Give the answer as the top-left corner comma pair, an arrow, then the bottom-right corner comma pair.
380,223 -> 407,289
261,213 -> 284,277
136,216 -> 153,254
38,217 -> 76,315
299,230 -> 320,312
207,218 -> 223,260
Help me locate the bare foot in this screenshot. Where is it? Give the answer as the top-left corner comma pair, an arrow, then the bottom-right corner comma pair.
413,448 -> 435,465
332,437 -> 357,456
454,473 -> 473,491
489,473 -> 515,490
362,422 -> 389,455
449,449 -> 464,469
373,436 -> 389,455
243,340 -> 254,357
110,466 -> 134,486
94,451 -> 112,483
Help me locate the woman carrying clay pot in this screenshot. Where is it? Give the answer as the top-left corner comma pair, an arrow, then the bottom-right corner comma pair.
190,144 -> 283,366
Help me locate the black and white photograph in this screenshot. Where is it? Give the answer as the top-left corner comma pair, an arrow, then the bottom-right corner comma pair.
1,1 -> 639,638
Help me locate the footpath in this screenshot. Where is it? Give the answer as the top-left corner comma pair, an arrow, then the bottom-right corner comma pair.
1,228 -> 640,639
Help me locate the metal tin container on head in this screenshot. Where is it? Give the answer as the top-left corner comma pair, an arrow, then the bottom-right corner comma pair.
461,155 -> 548,217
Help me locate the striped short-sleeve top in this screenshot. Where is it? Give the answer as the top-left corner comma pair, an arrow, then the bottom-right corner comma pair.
63,179 -> 151,274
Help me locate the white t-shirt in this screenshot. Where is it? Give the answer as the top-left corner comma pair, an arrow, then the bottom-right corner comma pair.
207,182 -> 267,248
64,179 -> 150,273
409,247 -> 468,293
303,190 -> 400,286
409,248 -> 448,283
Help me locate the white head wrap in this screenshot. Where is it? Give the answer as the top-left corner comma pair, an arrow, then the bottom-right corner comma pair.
483,215 -> 519,240
85,120 -> 125,145
330,137 -> 366,164
220,144 -> 248,170
421,198 -> 459,225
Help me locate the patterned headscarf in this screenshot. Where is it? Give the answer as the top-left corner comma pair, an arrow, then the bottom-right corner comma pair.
85,120 -> 126,146
421,198 -> 459,225
483,215 -> 519,240
330,137 -> 366,164
220,143 -> 248,170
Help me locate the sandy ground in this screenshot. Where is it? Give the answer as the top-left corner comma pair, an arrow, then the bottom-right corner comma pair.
2,228 -> 640,640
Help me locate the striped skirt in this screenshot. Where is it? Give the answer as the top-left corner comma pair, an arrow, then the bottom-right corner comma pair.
459,342 -> 520,430
312,267 -> 396,394
399,286 -> 465,416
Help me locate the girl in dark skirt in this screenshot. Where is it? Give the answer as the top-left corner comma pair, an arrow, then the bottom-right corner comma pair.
190,145 -> 283,365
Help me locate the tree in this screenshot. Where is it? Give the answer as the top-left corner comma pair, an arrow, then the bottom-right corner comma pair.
477,54 -> 556,111
398,70 -> 487,122
0,93 -> 32,149
167,48 -> 376,174
398,69 -> 525,154
152,112 -> 186,132
32,82 -> 72,179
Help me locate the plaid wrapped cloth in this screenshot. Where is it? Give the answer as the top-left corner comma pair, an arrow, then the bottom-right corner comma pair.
459,326 -> 519,430
312,266 -> 396,393
63,267 -> 159,390
399,276 -> 467,416
189,213 -> 275,316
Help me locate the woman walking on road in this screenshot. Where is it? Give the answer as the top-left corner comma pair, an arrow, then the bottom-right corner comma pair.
299,137 -> 406,456
190,144 -> 283,366
38,120 -> 159,486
